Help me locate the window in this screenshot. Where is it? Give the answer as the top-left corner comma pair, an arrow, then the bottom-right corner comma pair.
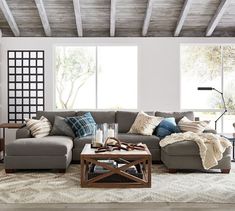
8,50 -> 45,123
55,46 -> 96,109
97,46 -> 137,109
181,45 -> 235,132
55,46 -> 137,110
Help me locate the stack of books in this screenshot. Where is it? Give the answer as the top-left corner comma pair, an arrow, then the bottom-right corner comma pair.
94,160 -> 117,173
93,161 -> 138,175
118,164 -> 138,174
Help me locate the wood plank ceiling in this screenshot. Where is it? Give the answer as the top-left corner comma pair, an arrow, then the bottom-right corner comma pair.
0,0 -> 234,37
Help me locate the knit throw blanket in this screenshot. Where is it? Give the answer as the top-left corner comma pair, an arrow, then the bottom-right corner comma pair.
159,132 -> 232,170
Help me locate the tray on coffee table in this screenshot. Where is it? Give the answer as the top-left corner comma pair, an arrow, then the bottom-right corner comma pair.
80,144 -> 152,188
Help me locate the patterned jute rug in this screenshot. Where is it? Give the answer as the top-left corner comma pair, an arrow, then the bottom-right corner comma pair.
0,164 -> 235,204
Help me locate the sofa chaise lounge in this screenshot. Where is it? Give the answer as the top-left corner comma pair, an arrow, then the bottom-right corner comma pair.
4,110 -> 231,173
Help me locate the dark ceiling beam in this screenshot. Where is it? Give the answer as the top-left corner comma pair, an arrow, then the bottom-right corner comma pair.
73,0 -> 83,37
110,0 -> 116,37
0,0 -> 20,36
142,0 -> 153,37
206,0 -> 231,36
174,0 -> 192,37
34,0 -> 51,36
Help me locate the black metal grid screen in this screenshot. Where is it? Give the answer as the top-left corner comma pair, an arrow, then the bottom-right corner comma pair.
7,50 -> 45,123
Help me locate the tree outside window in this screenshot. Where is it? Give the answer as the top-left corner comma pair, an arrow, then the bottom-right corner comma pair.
55,46 -> 137,110
55,47 -> 96,109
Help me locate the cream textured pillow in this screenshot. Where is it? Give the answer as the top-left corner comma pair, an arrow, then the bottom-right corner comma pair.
178,116 -> 209,133
25,116 -> 52,138
128,111 -> 163,136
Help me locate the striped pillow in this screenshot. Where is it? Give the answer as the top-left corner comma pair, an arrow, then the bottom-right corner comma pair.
178,117 -> 209,133
25,116 -> 52,138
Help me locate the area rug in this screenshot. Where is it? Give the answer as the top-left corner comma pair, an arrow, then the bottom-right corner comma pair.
0,164 -> 235,203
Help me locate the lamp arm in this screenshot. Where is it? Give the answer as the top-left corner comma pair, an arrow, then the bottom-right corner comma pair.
221,93 -> 227,111
215,110 -> 227,124
215,110 -> 227,131
212,88 -> 222,95
213,89 -> 227,131
212,88 -> 227,111
198,87 -> 227,131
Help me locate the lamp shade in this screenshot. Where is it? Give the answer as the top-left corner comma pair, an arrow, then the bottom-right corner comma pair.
197,87 -> 213,90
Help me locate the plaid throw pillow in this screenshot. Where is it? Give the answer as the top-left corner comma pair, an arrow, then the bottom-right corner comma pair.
65,113 -> 96,138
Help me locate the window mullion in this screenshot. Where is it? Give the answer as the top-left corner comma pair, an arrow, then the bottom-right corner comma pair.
95,46 -> 98,109
221,45 -> 224,132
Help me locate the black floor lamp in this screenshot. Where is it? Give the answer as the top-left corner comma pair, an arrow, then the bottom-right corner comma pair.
197,87 -> 227,131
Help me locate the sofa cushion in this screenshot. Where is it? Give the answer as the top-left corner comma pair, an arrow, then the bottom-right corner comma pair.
73,136 -> 93,149
16,126 -> 32,139
50,116 -> 75,138
6,136 -> 73,156
128,111 -> 163,135
161,141 -> 200,156
36,111 -> 76,124
76,111 -> 115,124
65,113 -> 96,138
73,133 -> 161,150
203,129 -> 217,134
155,111 -> 194,123
118,133 -> 161,149
154,117 -> 180,138
25,116 -> 52,138
116,111 -> 155,133
178,117 -> 209,133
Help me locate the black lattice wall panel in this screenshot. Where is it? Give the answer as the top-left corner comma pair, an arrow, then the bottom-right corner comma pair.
8,50 -> 45,123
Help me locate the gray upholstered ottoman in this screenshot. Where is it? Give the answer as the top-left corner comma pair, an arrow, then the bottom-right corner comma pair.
5,136 -> 73,173
161,141 -> 231,173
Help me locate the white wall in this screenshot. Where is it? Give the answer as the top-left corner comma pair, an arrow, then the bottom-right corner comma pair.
1,37 -> 235,142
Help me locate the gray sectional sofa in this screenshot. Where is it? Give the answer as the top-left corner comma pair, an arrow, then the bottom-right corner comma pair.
4,110 -> 231,173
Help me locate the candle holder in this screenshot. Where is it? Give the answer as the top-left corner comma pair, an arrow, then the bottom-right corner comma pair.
91,124 -> 107,148
107,123 -> 118,139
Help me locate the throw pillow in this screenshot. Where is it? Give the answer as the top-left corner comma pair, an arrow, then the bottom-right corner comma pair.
25,116 -> 52,138
155,117 -> 180,138
65,112 -> 96,138
128,111 -> 163,136
50,116 -> 75,138
178,116 -> 209,133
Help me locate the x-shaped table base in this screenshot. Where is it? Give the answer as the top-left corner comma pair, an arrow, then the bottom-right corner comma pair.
81,156 -> 151,188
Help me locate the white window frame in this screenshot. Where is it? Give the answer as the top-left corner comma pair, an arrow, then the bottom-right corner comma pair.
53,44 -> 139,111
180,43 -> 235,132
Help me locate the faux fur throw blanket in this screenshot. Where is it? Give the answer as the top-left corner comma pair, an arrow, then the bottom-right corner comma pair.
159,131 -> 232,170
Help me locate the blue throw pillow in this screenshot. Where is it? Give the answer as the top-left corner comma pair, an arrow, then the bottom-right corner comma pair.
155,117 -> 180,138
65,113 -> 96,138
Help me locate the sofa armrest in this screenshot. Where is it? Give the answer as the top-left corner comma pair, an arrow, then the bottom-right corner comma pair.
16,126 -> 32,139
203,129 -> 217,134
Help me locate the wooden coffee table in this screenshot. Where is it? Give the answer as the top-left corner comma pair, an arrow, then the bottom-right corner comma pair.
80,144 -> 152,188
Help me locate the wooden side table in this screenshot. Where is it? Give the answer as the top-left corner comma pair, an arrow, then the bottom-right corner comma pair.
0,123 -> 24,160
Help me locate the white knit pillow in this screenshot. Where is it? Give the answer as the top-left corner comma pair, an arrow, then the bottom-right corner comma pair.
128,111 -> 163,136
25,116 -> 52,138
178,117 -> 209,133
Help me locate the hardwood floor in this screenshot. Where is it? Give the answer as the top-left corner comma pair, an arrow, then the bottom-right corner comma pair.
0,203 -> 235,211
